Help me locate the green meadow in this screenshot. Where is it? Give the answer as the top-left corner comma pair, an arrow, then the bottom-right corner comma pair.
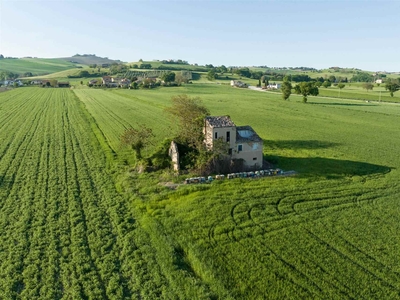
0,58 -> 78,75
1,83 -> 400,298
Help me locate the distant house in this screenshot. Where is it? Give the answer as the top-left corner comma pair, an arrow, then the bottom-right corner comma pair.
58,82 -> 70,88
204,116 -> 263,169
31,80 -> 43,85
88,79 -> 98,85
42,79 -> 57,87
102,76 -> 112,85
4,80 -> 18,86
375,79 -> 383,84
267,83 -> 281,89
230,80 -> 248,88
119,78 -> 131,87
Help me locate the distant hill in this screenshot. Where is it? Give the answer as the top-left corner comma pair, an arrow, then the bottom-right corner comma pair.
0,58 -> 78,77
59,54 -> 123,65
0,54 -> 123,77
129,60 -> 210,72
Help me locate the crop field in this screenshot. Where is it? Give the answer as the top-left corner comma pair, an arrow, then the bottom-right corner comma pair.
1,85 -> 400,299
0,58 -> 77,76
0,88 -> 209,299
74,85 -> 400,298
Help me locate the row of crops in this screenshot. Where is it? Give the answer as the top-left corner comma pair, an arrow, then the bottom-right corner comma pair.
70,86 -> 400,298
2,85 -> 400,298
0,88 -> 197,299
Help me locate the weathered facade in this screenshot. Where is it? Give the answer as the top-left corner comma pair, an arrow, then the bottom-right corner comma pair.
204,116 -> 263,169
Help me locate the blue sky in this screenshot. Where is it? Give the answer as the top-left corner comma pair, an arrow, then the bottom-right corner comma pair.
1,0 -> 399,71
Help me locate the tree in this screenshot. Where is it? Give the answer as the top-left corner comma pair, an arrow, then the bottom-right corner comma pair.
219,65 -> 227,73
174,73 -> 186,85
207,70 -> 218,81
139,63 -> 152,69
362,82 -> 374,92
161,71 -> 175,83
337,83 -> 345,98
79,70 -> 90,77
164,94 -> 209,148
120,125 -> 154,160
0,54 -> 4,59
281,77 -> 292,100
294,82 -> 319,103
328,75 -> 336,83
130,81 -> 138,89
385,80 -> 400,97
322,80 -> 331,88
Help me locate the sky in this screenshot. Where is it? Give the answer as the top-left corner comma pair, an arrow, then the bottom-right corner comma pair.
0,0 -> 399,71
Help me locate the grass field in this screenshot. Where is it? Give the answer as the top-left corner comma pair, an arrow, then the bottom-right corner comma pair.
1,84 -> 400,298
75,85 -> 400,298
0,88 -> 210,299
0,58 -> 78,76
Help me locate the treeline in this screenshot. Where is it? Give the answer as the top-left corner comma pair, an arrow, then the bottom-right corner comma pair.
68,70 -> 107,78
124,70 -> 192,81
231,67 -> 354,83
160,59 -> 188,65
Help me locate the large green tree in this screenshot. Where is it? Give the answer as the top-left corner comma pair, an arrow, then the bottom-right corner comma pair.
165,94 -> 209,148
161,71 -> 176,83
294,82 -> 319,103
281,76 -> 292,100
362,82 -> 374,92
207,69 -> 218,81
385,79 -> 400,97
120,125 -> 154,160
322,80 -> 332,88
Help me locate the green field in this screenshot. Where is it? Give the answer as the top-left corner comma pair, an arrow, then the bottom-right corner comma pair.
0,58 -> 78,76
1,85 -> 400,298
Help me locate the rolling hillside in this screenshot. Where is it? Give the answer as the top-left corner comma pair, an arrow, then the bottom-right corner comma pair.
58,54 -> 123,65
0,58 -> 78,76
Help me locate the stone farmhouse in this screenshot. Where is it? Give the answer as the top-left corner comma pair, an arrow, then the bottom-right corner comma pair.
204,116 -> 263,169
102,76 -> 131,87
230,80 -> 248,88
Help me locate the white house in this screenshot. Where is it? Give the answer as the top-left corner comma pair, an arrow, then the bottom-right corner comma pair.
267,83 -> 281,89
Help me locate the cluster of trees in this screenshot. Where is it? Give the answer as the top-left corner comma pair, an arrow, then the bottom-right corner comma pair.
109,63 -> 129,74
281,76 -> 319,103
350,72 -> 374,83
161,59 -> 188,65
121,95 -> 233,174
385,79 -> 400,97
0,71 -> 19,80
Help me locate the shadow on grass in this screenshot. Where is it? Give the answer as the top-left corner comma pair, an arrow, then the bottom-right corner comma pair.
309,102 -> 378,107
266,156 -> 391,179
264,140 -> 340,150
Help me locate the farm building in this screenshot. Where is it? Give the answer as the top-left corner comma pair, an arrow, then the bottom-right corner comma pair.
58,82 -> 70,88
230,80 -> 248,88
31,80 -> 43,85
267,83 -> 281,89
204,116 -> 263,169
